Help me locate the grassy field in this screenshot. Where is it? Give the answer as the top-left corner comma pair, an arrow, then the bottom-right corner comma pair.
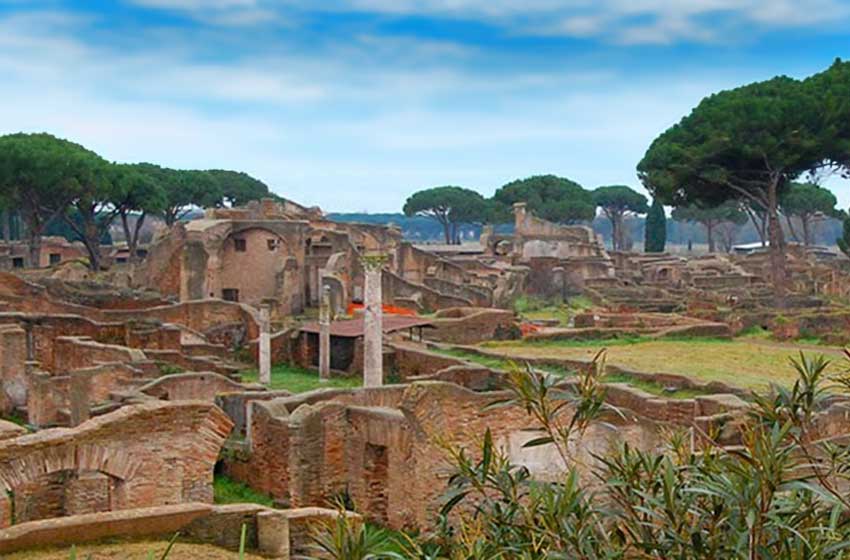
479,337 -> 843,391
433,346 -> 709,398
240,363 -> 361,393
6,539 -> 266,559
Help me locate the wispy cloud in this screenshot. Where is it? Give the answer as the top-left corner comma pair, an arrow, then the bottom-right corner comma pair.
124,0 -> 850,44
0,2 -> 847,212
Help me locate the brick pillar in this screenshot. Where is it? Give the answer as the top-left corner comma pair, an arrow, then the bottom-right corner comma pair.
319,283 -> 331,382
0,325 -> 27,413
361,255 -> 386,388
257,510 -> 290,559
69,371 -> 91,427
258,305 -> 271,386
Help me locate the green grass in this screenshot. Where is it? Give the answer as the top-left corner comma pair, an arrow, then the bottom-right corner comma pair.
513,295 -> 594,326
214,474 -> 275,507
433,347 -> 572,377
436,347 -> 514,370
433,346 -> 700,399
240,363 -> 361,393
1,410 -> 28,428
603,372 -> 708,400
480,337 -> 831,391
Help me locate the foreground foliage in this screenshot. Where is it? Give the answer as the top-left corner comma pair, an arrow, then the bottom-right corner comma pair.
310,351 -> 850,559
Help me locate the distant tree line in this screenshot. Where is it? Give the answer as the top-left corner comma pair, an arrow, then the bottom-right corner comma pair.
402,176 -> 653,248
0,133 -> 274,270
400,176 -> 845,253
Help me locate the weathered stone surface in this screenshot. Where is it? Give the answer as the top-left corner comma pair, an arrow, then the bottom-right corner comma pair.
0,401 -> 232,527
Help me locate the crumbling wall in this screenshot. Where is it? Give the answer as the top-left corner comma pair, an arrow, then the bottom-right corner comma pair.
138,372 -> 255,402
51,337 -> 146,372
425,307 -> 518,344
27,363 -> 145,427
0,325 -> 26,414
0,401 -> 232,527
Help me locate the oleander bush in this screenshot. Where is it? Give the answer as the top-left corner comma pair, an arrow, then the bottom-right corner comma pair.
311,351 -> 850,559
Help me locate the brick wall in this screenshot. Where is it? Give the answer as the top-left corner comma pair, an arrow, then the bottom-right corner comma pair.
0,325 -> 26,413
0,401 -> 232,527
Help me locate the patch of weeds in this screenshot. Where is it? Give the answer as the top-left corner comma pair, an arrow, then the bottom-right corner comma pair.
1,410 -> 28,427
156,362 -> 184,375
214,474 -> 275,507
737,325 -> 772,339
240,363 -> 361,393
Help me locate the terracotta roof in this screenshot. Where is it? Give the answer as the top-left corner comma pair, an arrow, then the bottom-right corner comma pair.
299,315 -> 435,338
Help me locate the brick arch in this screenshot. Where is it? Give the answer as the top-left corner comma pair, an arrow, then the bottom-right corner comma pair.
0,444 -> 140,492
0,402 -> 232,528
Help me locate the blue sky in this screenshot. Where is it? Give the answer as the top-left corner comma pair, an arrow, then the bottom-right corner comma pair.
1,0 -> 849,212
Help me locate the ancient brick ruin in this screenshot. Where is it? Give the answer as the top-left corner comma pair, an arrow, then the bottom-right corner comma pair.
2,195 -> 850,557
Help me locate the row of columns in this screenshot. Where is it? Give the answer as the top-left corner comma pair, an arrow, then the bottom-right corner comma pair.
256,255 -> 386,388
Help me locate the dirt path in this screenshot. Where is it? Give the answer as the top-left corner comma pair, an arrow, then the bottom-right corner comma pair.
6,539 -> 267,560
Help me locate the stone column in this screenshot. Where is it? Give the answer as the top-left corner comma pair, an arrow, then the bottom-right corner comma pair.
257,510 -> 290,559
361,255 -> 386,388
258,305 -> 272,386
319,284 -> 331,382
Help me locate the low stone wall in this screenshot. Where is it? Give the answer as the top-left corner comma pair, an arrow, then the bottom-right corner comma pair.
27,363 -> 149,427
383,271 -> 472,313
422,277 -> 492,307
531,314 -> 731,342
425,307 -> 518,344
144,349 -> 239,376
215,390 -> 293,437
138,372 -> 262,402
389,344 -> 466,379
51,336 -> 147,372
408,364 -> 504,391
0,502 -> 355,558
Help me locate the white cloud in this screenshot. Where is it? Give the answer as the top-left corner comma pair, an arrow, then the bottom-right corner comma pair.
1,5 -> 848,213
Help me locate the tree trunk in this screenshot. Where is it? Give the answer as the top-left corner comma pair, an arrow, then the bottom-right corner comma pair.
608,214 -> 619,251
28,227 -> 41,268
441,220 -> 451,244
65,210 -> 102,271
21,201 -> 42,268
616,215 -> 626,251
164,208 -> 176,228
801,216 -> 811,247
706,220 -> 716,253
121,211 -> 133,260
785,215 -> 800,244
126,212 -> 146,265
767,179 -> 787,308
83,219 -> 102,271
0,209 -> 9,242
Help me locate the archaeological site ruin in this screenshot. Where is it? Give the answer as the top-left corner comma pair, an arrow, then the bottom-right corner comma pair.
2,180 -> 850,557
